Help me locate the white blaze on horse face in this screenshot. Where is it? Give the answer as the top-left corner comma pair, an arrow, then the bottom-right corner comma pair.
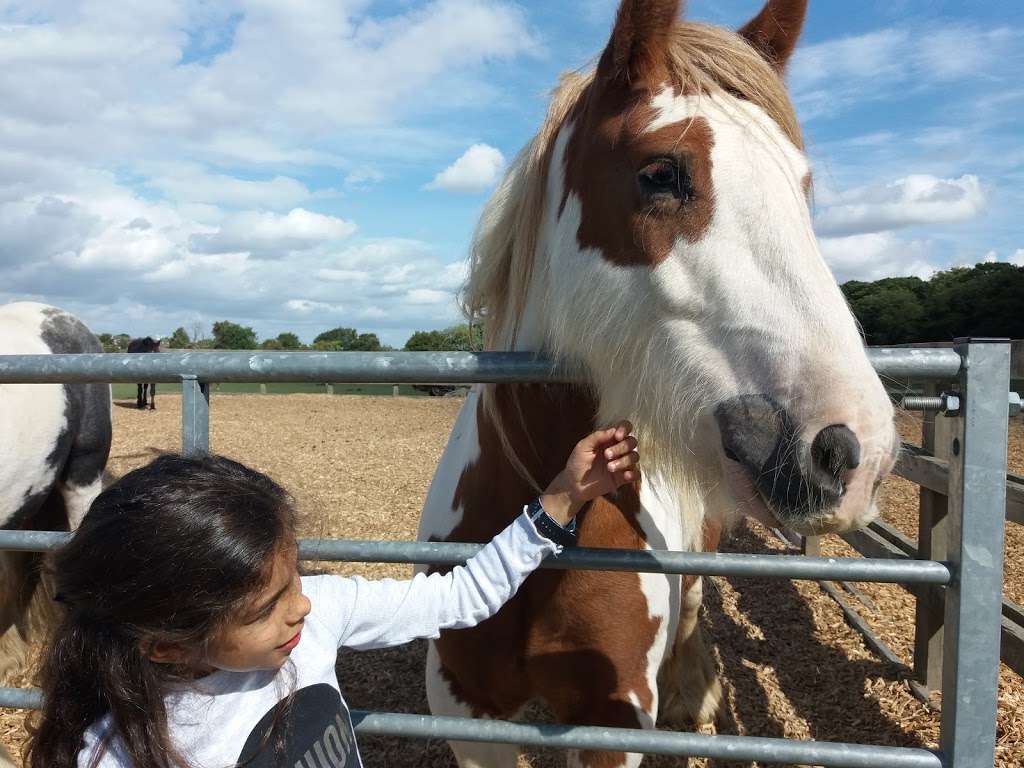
543,88 -> 895,534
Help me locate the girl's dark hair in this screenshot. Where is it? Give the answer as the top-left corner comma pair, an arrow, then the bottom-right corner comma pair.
27,453 -> 296,768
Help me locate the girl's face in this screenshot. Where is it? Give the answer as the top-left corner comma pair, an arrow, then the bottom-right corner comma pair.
205,544 -> 311,672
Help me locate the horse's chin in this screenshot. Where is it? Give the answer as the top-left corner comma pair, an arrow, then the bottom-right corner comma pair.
720,457 -> 780,530
720,456 -> 881,538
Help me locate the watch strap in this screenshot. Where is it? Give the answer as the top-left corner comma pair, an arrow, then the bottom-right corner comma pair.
526,497 -> 578,548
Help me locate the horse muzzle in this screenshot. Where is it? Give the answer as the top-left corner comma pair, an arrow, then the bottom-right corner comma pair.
714,394 -> 885,534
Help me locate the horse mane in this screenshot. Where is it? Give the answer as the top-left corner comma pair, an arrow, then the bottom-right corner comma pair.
461,21 -> 803,348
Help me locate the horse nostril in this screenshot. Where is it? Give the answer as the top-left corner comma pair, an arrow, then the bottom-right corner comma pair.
811,424 -> 861,481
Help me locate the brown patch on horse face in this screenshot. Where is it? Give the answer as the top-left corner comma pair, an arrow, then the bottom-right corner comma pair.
561,82 -> 716,267
801,171 -> 812,197
434,384 -> 660,740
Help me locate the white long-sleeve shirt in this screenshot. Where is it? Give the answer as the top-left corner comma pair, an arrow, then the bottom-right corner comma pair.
77,511 -> 559,768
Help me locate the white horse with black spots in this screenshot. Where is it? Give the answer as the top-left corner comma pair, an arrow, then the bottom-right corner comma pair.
0,302 -> 112,767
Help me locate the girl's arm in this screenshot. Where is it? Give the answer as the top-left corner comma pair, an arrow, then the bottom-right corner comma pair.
326,422 -> 639,651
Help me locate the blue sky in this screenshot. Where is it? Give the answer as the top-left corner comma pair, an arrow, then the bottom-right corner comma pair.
1,0 -> 1020,347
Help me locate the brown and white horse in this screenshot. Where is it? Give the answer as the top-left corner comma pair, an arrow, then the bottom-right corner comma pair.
417,2 -> 898,766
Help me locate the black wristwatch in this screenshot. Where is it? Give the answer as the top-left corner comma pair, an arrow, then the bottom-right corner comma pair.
526,497 -> 578,548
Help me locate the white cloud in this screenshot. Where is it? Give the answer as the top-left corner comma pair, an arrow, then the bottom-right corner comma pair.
791,25 -> 1021,119
344,166 -> 385,188
1009,250 -> 1024,267
285,299 -> 344,315
146,166 -> 312,209
406,287 -> 451,304
819,232 -> 937,284
814,174 -> 985,238
425,143 -> 506,192
189,208 -> 356,255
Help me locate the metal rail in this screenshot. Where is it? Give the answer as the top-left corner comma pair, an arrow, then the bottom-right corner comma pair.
0,347 -> 963,384
0,342 -> 1011,768
0,687 -> 941,768
0,530 -> 953,583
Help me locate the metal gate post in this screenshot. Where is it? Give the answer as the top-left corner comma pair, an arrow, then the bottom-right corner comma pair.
939,339 -> 1010,767
181,375 -> 211,456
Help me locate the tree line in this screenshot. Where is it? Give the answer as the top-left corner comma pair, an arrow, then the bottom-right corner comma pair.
842,263 -> 1024,345
97,262 -> 1022,353
97,323 -> 483,353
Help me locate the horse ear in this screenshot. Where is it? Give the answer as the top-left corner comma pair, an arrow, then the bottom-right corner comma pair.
738,0 -> 808,73
596,0 -> 682,85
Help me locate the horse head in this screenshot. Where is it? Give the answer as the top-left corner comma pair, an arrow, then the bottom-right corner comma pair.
465,0 -> 897,538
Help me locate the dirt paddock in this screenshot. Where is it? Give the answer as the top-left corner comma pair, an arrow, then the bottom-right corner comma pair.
2,394 -> 1022,766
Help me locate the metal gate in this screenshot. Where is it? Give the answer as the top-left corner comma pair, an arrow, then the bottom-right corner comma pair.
0,341 -> 1014,768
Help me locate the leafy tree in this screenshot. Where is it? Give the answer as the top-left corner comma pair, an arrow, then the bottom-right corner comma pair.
404,330 -> 447,351
312,327 -> 381,351
843,277 -> 927,345
277,332 -> 302,349
312,340 -> 345,352
212,321 -> 258,350
97,333 -> 122,352
923,263 -> 1024,340
840,263 -> 1024,344
260,339 -> 283,350
168,327 -> 191,349
313,327 -> 358,347
404,324 -> 483,351
349,333 -> 382,351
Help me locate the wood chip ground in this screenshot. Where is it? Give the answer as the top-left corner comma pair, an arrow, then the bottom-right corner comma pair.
2,394 -> 1021,766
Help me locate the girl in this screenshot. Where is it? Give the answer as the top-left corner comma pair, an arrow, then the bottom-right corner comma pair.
28,422 -> 639,768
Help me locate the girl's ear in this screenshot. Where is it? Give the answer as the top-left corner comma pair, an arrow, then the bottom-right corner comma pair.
143,639 -> 191,666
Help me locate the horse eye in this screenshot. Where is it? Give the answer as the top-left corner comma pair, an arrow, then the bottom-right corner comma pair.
638,159 -> 689,200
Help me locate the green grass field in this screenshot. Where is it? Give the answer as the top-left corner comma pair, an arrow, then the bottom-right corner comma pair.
111,383 -> 430,399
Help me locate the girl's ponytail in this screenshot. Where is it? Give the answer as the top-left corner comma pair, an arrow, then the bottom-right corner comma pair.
26,453 -> 296,768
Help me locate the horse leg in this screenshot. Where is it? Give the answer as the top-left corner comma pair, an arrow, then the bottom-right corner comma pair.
657,575 -> 722,729
60,381 -> 110,528
425,641 -> 521,768
136,382 -> 144,409
149,382 -> 156,410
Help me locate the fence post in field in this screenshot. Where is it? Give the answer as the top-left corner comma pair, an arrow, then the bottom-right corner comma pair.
326,383 -> 334,395
181,375 -> 211,456
914,380 -> 952,695
393,385 -> 400,397
260,383 -> 267,395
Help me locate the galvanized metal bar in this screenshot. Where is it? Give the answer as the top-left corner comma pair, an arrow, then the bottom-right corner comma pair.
297,542 -> 953,583
0,529 -> 952,583
352,711 -> 944,768
0,687 -> 942,767
940,339 -> 1010,768
181,376 -> 210,456
0,351 -> 568,384
0,687 -> 42,710
866,347 -> 963,379
0,347 -> 963,384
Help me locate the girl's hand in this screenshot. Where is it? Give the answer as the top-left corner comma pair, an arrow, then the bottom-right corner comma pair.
539,421 -> 639,525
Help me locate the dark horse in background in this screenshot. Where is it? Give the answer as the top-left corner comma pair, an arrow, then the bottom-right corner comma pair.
0,303 -> 111,765
127,336 -> 160,410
